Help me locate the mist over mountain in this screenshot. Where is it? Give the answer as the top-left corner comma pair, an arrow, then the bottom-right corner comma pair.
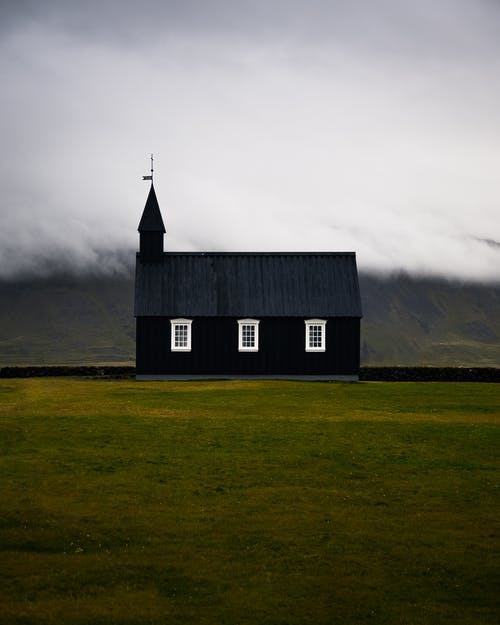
2,1 -> 500,282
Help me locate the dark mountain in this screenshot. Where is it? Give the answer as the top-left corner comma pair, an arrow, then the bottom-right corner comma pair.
0,272 -> 499,366
359,273 -> 500,366
0,276 -> 135,365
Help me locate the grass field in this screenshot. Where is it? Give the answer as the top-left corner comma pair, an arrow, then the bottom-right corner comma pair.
0,378 -> 499,624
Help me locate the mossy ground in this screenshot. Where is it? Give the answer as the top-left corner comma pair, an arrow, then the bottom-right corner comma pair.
0,379 -> 499,624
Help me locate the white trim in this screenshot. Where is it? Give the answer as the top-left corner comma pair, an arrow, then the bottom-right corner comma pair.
305,319 -> 326,352
237,319 -> 260,352
170,318 -> 192,352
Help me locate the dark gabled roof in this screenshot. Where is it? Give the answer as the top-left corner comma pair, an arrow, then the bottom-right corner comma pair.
138,184 -> 166,232
135,252 -> 362,317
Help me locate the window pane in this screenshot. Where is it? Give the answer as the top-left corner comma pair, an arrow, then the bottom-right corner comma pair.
174,324 -> 188,347
242,324 -> 255,347
309,325 -> 322,348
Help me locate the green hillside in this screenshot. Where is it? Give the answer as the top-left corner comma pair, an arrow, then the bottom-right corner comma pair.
0,272 -> 499,366
0,276 -> 135,365
360,274 -> 500,366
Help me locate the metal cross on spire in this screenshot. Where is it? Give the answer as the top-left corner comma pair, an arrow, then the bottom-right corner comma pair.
142,153 -> 154,182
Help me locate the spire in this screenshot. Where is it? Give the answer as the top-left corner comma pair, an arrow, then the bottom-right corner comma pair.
138,155 -> 165,259
138,184 -> 166,233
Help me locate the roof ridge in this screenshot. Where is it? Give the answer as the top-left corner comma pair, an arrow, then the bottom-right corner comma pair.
158,251 -> 356,256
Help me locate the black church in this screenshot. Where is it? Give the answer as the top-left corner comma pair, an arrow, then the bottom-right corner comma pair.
135,183 -> 362,380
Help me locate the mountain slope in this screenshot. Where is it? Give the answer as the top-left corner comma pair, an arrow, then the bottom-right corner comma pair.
0,273 -> 499,366
360,274 -> 500,366
0,277 -> 135,365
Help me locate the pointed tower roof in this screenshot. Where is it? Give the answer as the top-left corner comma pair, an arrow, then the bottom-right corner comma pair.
138,184 -> 166,232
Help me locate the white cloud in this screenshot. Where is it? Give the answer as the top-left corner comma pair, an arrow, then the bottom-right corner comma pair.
0,1 -> 499,281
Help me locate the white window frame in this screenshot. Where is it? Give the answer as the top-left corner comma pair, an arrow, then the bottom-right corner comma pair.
305,319 -> 327,352
238,319 -> 260,352
170,318 -> 193,352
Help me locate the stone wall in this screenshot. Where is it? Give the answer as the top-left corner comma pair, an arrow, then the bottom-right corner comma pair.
1,365 -> 499,381
359,367 -> 500,382
0,366 -> 135,378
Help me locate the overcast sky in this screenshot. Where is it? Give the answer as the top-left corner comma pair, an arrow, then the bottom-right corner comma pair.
1,0 -> 499,281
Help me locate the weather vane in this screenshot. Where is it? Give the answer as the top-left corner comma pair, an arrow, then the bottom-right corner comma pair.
142,154 -> 154,182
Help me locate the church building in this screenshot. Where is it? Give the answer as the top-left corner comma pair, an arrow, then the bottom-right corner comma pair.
134,182 -> 362,380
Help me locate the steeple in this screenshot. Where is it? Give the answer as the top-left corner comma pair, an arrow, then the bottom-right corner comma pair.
138,155 -> 166,260
138,183 -> 166,233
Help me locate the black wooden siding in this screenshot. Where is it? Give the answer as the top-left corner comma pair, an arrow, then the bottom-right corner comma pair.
139,232 -> 164,260
136,317 -> 360,376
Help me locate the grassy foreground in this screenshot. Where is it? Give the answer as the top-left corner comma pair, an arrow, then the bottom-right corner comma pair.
0,379 -> 499,625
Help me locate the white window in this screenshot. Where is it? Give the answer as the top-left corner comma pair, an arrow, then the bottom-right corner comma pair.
305,319 -> 326,352
170,319 -> 192,352
238,319 -> 260,352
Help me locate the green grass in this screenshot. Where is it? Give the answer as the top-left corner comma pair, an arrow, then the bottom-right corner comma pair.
0,379 -> 499,624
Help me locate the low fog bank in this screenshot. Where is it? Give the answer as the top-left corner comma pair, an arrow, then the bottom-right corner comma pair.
1,1 -> 500,284
0,243 -> 135,281
1,243 -> 499,287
